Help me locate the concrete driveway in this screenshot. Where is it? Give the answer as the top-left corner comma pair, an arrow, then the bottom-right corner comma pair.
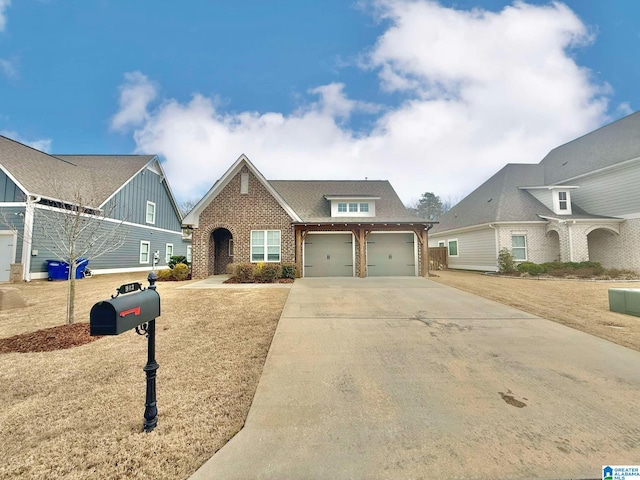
191,277 -> 640,479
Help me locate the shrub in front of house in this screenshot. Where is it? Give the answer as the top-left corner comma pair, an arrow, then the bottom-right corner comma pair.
156,268 -> 173,281
172,263 -> 189,281
497,248 -> 517,274
517,262 -> 546,276
280,262 -> 298,279
235,263 -> 256,283
258,263 -> 281,283
168,255 -> 190,269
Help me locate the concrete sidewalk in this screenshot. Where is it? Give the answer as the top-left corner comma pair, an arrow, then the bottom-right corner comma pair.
191,277 -> 640,479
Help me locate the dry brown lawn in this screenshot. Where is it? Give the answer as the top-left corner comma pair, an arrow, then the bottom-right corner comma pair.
431,270 -> 640,352
0,273 -> 289,479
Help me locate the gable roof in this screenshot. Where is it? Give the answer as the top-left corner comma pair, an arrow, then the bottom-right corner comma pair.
269,180 -> 416,223
541,110 -> 640,184
182,154 -> 302,228
0,135 -> 158,209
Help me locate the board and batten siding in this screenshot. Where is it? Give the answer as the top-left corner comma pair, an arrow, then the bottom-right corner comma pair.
29,209 -> 187,273
0,205 -> 25,262
103,168 -> 182,232
432,228 -> 497,271
0,170 -> 26,202
568,162 -> 640,218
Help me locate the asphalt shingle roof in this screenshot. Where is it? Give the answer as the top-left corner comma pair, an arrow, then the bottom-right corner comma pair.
432,163 -> 614,234
541,110 -> 640,184
0,136 -> 154,207
269,180 -> 418,223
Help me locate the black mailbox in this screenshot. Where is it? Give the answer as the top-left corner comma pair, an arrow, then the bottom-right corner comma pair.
90,288 -> 160,336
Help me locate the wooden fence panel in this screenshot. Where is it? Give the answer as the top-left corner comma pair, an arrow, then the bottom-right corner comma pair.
428,246 -> 448,270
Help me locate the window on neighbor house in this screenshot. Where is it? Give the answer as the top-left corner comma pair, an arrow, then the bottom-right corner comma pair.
348,202 -> 358,213
165,243 -> 173,263
251,230 -> 281,262
511,235 -> 527,261
448,239 -> 458,257
140,241 -> 150,263
438,241 -> 445,247
146,201 -> 156,224
186,245 -> 192,263
359,203 -> 369,212
558,191 -> 568,210
338,203 -> 347,212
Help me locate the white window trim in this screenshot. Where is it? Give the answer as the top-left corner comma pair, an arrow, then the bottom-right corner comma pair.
552,190 -> 572,215
165,243 -> 174,263
140,241 -> 151,264
146,201 -> 156,224
511,235 -> 527,261
448,239 -> 459,257
250,230 -> 281,263
186,245 -> 192,263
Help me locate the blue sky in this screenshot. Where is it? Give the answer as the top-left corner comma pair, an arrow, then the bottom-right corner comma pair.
1,1 -> 639,205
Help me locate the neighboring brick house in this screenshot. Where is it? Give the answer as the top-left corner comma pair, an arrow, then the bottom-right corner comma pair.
182,155 -> 434,279
429,110 -> 640,272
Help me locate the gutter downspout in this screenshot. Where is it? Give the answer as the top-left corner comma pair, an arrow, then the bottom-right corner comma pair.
567,220 -> 574,262
21,195 -> 40,282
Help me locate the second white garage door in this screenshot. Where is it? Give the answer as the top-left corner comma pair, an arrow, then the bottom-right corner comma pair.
366,233 -> 416,276
304,233 -> 354,277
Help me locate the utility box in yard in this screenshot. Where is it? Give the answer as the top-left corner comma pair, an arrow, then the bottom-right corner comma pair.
609,288 -> 640,317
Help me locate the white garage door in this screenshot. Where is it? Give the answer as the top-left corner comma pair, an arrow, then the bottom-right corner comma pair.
366,233 -> 416,276
304,233 -> 354,277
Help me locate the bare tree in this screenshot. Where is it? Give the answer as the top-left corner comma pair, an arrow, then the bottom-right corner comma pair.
4,190 -> 127,324
178,199 -> 199,217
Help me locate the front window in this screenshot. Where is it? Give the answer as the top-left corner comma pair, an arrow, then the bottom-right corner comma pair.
146,201 -> 156,224
448,239 -> 458,257
165,243 -> 173,263
359,203 -> 369,212
251,230 -> 281,262
338,203 -> 347,212
186,245 -> 192,263
140,241 -> 150,263
348,202 -> 358,213
511,235 -> 527,261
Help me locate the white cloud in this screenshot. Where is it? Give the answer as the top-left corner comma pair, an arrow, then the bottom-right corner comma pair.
113,0 -> 612,204
0,0 -> 9,32
1,130 -> 52,152
110,71 -> 158,132
0,58 -> 16,78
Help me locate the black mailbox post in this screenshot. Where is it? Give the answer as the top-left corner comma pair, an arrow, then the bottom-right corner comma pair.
90,272 -> 161,432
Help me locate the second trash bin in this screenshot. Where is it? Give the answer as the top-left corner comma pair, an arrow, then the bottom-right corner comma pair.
46,258 -> 89,281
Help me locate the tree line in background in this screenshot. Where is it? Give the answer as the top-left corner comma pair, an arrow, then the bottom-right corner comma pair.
405,192 -> 459,221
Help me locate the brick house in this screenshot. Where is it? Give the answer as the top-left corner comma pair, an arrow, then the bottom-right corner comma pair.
429,110 -> 640,272
182,155 -> 434,279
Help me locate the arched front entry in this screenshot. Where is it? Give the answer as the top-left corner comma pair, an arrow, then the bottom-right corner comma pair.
587,227 -> 619,268
545,229 -> 561,263
209,228 -> 234,275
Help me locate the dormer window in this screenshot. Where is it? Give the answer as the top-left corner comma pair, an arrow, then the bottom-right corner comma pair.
552,189 -> 572,215
558,191 -> 568,210
325,195 -> 379,217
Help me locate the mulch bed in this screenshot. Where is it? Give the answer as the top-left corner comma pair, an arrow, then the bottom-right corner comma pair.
223,278 -> 295,284
0,323 -> 101,354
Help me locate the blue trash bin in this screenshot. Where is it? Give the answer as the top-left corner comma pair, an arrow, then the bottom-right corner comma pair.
46,260 -> 69,281
46,259 -> 90,280
76,258 -> 89,279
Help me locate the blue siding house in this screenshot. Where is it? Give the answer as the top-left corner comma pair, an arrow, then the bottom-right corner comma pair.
0,135 -> 189,281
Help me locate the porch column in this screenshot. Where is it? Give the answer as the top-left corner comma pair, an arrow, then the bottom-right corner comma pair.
295,227 -> 303,278
358,228 -> 366,278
